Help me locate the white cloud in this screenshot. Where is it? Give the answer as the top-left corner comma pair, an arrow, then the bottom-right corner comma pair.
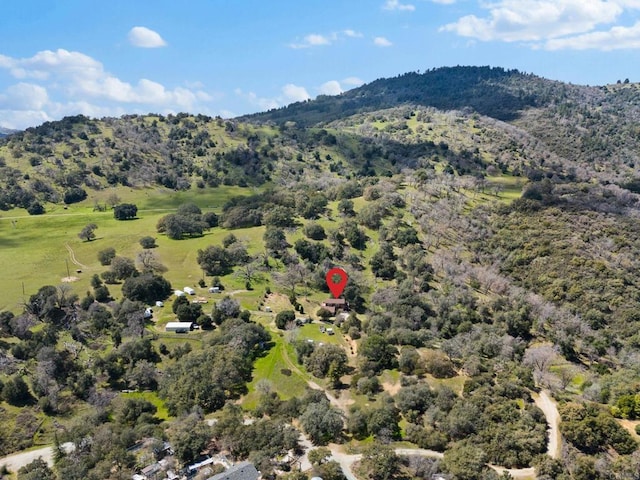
128,26 -> 167,48
374,36 -> 393,47
441,0 -> 634,43
282,84 -> 310,103
319,80 -> 343,96
0,109 -> 51,130
289,33 -> 334,49
236,83 -> 311,112
544,20 -> 640,50
342,76 -> 364,87
289,30 -> 365,48
344,29 -> 364,38
383,0 -> 416,11
305,34 -> 332,46
0,83 -> 49,110
0,48 -> 215,129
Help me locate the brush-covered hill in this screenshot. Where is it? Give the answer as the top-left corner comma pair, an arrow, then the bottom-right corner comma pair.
246,65 -> 640,186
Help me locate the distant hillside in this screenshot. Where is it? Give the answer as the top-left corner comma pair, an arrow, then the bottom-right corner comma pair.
242,66 -> 585,125
1,65 -> 640,214
244,65 -> 640,185
0,127 -> 19,138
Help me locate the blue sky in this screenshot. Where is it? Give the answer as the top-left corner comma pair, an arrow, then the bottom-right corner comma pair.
1,0 -> 640,129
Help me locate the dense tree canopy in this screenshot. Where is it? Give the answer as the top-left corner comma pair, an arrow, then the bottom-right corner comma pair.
113,203 -> 138,220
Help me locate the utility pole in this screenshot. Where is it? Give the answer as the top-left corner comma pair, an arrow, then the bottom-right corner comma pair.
65,259 -> 70,278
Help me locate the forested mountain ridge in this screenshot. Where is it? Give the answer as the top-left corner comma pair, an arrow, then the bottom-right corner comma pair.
243,66 -> 575,124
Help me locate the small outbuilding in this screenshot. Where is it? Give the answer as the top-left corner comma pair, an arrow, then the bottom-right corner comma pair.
184,286 -> 196,295
165,322 -> 193,333
174,290 -> 185,297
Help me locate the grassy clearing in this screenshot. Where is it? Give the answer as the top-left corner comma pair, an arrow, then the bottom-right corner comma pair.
242,334 -> 308,409
423,373 -> 467,395
120,391 -> 171,420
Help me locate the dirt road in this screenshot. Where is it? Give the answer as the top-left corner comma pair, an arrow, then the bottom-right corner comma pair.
533,390 -> 561,459
326,445 -> 536,480
0,443 -> 73,473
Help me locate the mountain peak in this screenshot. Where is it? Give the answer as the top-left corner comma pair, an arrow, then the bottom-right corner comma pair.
242,65 -> 585,126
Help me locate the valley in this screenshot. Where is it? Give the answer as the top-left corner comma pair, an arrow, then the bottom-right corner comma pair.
0,67 -> 640,480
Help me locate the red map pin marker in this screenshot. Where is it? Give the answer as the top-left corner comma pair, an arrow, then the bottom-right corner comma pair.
326,267 -> 348,298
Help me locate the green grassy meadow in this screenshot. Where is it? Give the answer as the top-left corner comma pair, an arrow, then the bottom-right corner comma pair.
0,186 -> 255,312
120,391 -> 171,420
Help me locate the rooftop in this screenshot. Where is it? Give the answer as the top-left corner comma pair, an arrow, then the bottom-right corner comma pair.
207,461 -> 260,480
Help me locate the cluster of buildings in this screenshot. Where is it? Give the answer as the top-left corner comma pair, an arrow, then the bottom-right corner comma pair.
135,453 -> 260,480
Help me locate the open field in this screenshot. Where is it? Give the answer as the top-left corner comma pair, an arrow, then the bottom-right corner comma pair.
0,186 -> 257,312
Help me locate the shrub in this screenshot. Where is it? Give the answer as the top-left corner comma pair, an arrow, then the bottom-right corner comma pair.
276,310 -> 296,329
63,187 -> 87,204
303,222 -> 326,240
139,236 -> 157,249
98,247 -> 116,266
27,201 -> 45,215
317,308 -> 333,320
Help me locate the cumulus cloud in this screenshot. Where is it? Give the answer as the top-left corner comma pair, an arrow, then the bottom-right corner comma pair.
0,109 -> 51,130
289,29 -> 364,48
441,0 -> 640,47
236,83 -> 310,111
289,33 -> 334,49
234,89 -> 280,111
342,76 -> 365,87
544,20 -> 640,50
319,80 -> 343,96
282,84 -> 310,102
374,36 -> 393,47
344,29 -> 364,38
383,0 -> 416,11
317,77 -> 367,96
128,26 -> 167,48
0,83 -> 49,110
0,48 -> 214,129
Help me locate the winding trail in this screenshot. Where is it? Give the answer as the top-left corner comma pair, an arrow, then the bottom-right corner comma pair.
65,243 -> 87,269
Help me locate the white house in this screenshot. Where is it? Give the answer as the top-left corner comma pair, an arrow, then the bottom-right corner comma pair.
184,286 -> 196,295
165,322 -> 193,333
174,290 -> 185,297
